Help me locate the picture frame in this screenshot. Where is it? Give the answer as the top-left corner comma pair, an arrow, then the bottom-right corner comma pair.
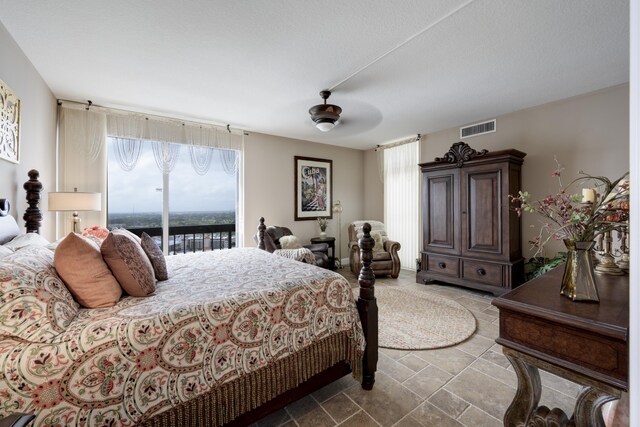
294,156 -> 333,221
0,79 -> 21,164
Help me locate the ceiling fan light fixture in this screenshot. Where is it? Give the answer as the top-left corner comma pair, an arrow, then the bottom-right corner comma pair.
315,120 -> 336,132
309,90 -> 342,132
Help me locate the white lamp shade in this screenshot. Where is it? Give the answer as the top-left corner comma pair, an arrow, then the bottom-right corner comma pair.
48,192 -> 101,212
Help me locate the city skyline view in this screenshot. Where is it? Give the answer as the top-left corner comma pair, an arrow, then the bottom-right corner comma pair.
107,139 -> 237,214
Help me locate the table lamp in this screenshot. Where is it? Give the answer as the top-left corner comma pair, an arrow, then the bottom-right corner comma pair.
48,188 -> 102,233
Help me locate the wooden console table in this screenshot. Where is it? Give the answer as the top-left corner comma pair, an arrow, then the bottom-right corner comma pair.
492,267 -> 628,427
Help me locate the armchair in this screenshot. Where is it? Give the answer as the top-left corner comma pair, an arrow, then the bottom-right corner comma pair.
258,225 -> 330,269
348,220 -> 401,278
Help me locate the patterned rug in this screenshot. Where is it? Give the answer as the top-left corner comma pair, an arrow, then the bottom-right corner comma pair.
373,286 -> 477,350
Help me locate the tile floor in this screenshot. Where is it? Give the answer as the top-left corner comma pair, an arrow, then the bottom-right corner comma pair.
251,269 -> 583,427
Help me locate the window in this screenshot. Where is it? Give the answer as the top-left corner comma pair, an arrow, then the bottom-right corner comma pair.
107,137 -> 238,254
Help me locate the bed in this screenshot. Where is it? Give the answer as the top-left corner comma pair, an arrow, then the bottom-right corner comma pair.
0,171 -> 378,426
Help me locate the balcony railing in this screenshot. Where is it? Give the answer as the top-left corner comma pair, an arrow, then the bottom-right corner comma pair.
125,224 -> 235,255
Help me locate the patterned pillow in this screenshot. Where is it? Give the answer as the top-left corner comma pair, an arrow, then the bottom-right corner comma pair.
140,232 -> 168,281
81,225 -> 110,243
101,229 -> 156,297
114,227 -> 142,244
0,246 -> 78,342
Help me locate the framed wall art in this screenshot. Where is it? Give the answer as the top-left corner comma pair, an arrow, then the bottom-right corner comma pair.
294,156 -> 333,220
0,79 -> 20,164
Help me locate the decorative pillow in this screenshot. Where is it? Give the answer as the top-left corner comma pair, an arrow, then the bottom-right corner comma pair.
3,232 -> 50,251
279,235 -> 303,249
141,232 -> 168,281
101,229 -> 156,297
54,233 -> 122,308
81,225 -> 110,243
0,246 -> 78,342
370,231 -> 386,252
114,227 -> 142,244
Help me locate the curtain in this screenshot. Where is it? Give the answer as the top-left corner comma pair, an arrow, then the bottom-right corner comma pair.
57,106 -> 108,236
235,137 -> 245,247
384,141 -> 419,271
112,137 -> 142,171
57,103 -> 245,246
106,112 -> 243,175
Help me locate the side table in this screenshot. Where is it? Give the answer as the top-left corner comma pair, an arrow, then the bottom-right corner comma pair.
310,236 -> 336,270
492,266 -> 628,426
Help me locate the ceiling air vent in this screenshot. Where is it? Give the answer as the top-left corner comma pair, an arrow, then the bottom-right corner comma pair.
460,119 -> 496,138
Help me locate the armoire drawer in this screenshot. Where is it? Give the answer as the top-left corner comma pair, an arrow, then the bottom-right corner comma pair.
462,260 -> 502,286
426,254 -> 459,277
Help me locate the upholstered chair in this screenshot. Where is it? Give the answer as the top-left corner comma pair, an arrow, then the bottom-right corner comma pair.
258,225 -> 330,268
348,220 -> 401,278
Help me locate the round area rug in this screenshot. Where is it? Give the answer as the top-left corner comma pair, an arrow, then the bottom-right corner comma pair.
373,286 -> 476,350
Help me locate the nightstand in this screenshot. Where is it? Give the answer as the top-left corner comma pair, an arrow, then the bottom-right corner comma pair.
310,236 -> 336,269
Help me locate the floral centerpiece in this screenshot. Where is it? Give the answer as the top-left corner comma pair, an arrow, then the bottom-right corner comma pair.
510,159 -> 629,302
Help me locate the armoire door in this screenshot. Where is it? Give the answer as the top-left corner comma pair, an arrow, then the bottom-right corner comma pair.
460,163 -> 507,260
423,169 -> 459,255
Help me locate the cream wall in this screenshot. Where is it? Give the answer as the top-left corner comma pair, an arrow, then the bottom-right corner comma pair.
412,84 -> 629,257
363,148 -> 384,221
364,84 -> 629,257
0,21 -> 57,240
243,132 -> 364,260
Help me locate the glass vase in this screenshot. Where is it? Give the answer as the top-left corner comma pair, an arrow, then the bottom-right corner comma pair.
560,239 -> 599,302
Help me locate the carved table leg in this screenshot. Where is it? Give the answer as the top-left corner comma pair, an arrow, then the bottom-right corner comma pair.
572,386 -> 618,427
503,347 -> 621,427
504,348 -> 542,427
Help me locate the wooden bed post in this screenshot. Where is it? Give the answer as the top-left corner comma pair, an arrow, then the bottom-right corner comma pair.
357,222 -> 378,390
23,169 -> 43,234
257,217 -> 266,250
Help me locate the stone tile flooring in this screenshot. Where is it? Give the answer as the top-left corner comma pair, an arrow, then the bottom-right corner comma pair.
252,269 -> 582,427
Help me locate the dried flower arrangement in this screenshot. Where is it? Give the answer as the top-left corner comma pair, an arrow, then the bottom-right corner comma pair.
510,158 -> 629,256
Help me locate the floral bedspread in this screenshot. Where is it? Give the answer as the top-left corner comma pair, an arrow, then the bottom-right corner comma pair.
0,248 -> 364,426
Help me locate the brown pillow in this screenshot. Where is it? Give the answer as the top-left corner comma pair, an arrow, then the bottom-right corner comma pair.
54,233 -> 122,308
141,232 -> 168,281
116,227 -> 142,244
101,229 -> 156,297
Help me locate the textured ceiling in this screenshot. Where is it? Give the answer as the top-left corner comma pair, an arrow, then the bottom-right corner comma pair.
0,0 -> 630,150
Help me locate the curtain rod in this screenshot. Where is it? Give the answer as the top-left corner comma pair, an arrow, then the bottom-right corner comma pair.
375,134 -> 421,151
57,99 -> 248,135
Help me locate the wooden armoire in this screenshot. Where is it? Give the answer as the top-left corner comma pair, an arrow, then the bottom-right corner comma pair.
417,142 -> 526,295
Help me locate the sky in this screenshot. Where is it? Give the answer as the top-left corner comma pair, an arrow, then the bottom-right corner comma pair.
107,139 -> 237,213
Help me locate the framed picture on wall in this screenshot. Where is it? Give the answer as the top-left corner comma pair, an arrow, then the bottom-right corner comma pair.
294,156 -> 333,221
0,79 -> 21,164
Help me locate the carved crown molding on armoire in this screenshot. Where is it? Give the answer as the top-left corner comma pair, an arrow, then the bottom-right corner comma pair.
434,141 -> 489,167
417,142 -> 526,295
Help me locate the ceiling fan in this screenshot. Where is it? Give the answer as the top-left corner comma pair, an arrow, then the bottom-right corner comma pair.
309,90 -> 342,132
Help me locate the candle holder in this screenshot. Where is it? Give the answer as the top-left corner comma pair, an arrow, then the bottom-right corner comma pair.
615,223 -> 629,272
595,229 -> 624,275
